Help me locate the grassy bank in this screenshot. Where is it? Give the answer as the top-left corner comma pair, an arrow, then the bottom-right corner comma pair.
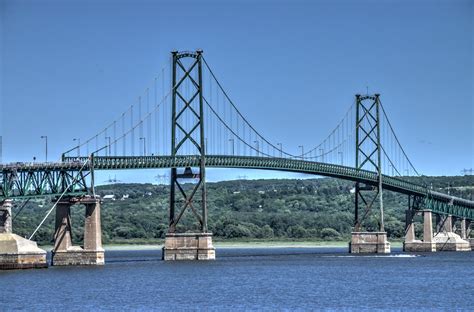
39,239 -> 404,250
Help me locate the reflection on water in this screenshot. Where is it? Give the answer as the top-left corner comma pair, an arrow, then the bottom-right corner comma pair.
2,247 -> 474,310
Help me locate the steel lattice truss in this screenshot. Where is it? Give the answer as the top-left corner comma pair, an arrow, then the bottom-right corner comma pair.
0,163 -> 89,199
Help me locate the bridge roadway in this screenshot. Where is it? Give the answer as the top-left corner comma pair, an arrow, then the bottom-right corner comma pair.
1,155 -> 473,219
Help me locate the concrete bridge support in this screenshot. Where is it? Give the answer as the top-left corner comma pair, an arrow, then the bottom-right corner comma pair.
163,233 -> 215,260
433,214 -> 470,251
463,220 -> 474,250
51,196 -> 104,266
350,232 -> 390,253
404,210 -> 436,252
0,200 -> 47,269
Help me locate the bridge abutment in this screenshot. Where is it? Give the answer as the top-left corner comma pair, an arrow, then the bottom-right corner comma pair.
51,196 -> 104,266
0,200 -> 47,269
162,233 -> 215,260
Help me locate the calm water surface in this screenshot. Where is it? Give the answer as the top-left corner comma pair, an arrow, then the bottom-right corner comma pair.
1,247 -> 473,311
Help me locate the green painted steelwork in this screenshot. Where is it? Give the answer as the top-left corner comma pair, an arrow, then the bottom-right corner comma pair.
0,161 -> 89,199
2,155 -> 473,219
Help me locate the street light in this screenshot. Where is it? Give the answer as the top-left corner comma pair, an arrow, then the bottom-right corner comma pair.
277,143 -> 283,158
40,136 -> 48,162
298,145 -> 304,160
253,140 -> 259,156
140,137 -> 146,156
229,138 -> 234,155
73,138 -> 81,157
105,137 -> 111,156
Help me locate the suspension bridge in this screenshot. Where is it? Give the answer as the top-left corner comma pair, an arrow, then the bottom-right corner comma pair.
0,50 -> 473,268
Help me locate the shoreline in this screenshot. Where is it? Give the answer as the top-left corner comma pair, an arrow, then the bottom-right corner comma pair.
39,240 -> 403,251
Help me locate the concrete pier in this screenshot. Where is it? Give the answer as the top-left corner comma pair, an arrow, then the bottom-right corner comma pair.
349,232 -> 390,253
0,200 -> 47,269
405,210 -> 470,252
404,210 -> 436,252
433,214 -> 470,251
162,233 -> 215,260
51,196 -> 104,266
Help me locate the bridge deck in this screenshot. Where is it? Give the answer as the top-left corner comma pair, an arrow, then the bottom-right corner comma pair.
1,155 -> 473,219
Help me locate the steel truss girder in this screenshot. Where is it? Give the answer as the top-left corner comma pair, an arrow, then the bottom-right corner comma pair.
169,50 -> 207,233
4,156 -> 474,220
0,167 -> 89,199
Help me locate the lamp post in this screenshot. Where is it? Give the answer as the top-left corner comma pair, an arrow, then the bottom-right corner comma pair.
277,143 -> 283,158
298,145 -> 304,160
229,138 -> 234,155
253,140 -> 259,157
338,151 -> 343,165
140,137 -> 146,156
105,137 -> 111,156
40,136 -> 48,162
73,138 -> 81,157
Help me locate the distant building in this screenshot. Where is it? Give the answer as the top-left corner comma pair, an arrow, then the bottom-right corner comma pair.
103,194 -> 115,201
121,194 -> 129,200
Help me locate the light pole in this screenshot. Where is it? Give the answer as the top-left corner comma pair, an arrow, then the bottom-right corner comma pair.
105,137 -> 111,156
319,148 -> 324,163
140,137 -> 146,156
277,143 -> 283,158
338,151 -> 343,165
73,138 -> 81,157
229,138 -> 234,155
298,145 -> 304,160
40,136 -> 48,162
253,140 -> 259,156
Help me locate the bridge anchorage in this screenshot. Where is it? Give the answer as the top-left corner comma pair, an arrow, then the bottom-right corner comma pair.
0,49 -> 473,269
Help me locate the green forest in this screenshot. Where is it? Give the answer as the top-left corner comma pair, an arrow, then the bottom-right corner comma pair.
9,175 -> 474,245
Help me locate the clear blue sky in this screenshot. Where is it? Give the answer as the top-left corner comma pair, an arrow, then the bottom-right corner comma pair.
0,0 -> 472,183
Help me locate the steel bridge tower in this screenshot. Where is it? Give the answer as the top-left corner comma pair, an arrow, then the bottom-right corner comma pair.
351,94 -> 390,253
164,50 -> 215,260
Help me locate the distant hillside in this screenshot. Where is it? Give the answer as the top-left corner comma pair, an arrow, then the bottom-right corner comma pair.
10,175 -> 474,245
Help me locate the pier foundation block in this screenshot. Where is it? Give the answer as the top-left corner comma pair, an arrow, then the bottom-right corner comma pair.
162,233 -> 215,260
433,232 -> 471,251
0,200 -> 47,269
349,232 -> 390,253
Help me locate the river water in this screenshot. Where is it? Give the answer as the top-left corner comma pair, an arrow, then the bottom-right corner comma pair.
1,247 -> 473,311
